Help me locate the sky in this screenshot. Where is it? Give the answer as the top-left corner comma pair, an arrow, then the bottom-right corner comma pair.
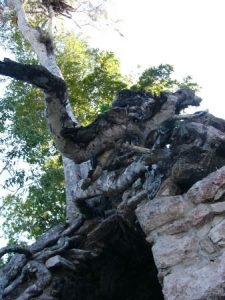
83,0 -> 225,118
1,0 -> 225,246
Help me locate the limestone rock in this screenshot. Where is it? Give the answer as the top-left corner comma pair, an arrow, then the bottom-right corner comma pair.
136,195 -> 189,235
156,177 -> 181,197
136,165 -> 225,300
187,165 -> 225,204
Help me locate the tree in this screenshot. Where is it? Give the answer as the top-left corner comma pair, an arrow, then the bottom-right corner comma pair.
131,64 -> 199,95
0,27 -> 128,242
0,22 -> 198,243
1,65 -> 225,299
2,1 -> 225,299
4,0 -> 120,227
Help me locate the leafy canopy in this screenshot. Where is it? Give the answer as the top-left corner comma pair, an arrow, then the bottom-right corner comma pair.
0,28 -> 128,242
131,64 -> 199,95
0,27 -> 199,243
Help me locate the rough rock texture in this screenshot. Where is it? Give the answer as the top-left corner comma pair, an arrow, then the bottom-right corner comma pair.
137,166 -> 225,300
2,88 -> 225,299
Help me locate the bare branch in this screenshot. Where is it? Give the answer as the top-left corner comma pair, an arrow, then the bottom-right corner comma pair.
0,60 -> 203,166
0,59 -> 66,92
0,245 -> 31,259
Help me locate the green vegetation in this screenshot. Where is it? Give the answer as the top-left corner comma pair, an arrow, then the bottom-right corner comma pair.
132,64 -> 199,95
0,27 -> 199,243
0,28 -> 128,243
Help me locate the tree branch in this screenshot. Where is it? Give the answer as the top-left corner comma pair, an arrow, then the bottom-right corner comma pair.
0,59 -> 79,160
0,245 -> 31,259
8,0 -> 61,75
0,59 -> 66,93
0,59 -> 202,166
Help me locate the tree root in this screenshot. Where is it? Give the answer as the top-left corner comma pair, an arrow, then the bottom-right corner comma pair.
0,246 -> 31,259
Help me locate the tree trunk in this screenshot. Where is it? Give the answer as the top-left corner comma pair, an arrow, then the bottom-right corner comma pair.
2,84 -> 225,299
6,0 -> 91,222
63,158 -> 91,223
2,2 -> 225,299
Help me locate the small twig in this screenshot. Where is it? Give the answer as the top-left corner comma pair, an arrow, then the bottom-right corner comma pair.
0,184 -> 16,193
71,17 -> 82,28
0,164 -> 8,176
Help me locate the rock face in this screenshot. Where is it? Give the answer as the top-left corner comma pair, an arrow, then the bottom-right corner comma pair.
2,89 -> 225,299
136,166 -> 225,300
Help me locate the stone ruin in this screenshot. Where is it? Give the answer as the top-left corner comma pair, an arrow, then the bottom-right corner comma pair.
1,88 -> 225,299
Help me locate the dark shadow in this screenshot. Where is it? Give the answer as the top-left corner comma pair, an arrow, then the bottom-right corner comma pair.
53,223 -> 164,300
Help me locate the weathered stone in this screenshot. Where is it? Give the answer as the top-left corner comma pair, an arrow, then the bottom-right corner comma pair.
45,255 -> 76,271
156,177 -> 181,197
136,165 -> 225,300
152,234 -> 199,269
199,238 -> 218,254
208,219 -> 225,246
210,201 -> 225,214
214,185 -> 225,201
136,195 -> 189,235
187,166 -> 225,204
189,203 -> 212,226
163,253 -> 225,300
155,204 -> 212,236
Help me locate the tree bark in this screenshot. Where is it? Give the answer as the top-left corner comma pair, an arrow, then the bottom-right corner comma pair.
3,2 -> 225,300
6,0 -> 90,222
1,82 -> 225,299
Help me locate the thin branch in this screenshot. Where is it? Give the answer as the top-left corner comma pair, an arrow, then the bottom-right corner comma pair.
0,184 -> 15,193
0,164 -> 8,176
10,0 -> 62,76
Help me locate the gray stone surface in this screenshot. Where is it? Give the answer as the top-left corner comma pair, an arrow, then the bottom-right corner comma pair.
136,166 -> 225,300
45,255 -> 76,271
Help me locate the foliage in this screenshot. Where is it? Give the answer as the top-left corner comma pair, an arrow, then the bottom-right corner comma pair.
0,28 -> 128,243
56,32 -> 128,124
131,64 -> 199,95
2,157 -> 65,242
0,26 -> 199,244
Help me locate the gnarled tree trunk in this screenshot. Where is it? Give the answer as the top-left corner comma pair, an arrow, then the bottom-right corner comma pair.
6,0 -> 90,223
2,2 -> 225,300
1,76 -> 225,299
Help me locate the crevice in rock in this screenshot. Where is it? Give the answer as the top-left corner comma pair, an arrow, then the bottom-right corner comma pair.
46,227 -> 164,300
3,88 -> 222,300
2,215 -> 164,300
